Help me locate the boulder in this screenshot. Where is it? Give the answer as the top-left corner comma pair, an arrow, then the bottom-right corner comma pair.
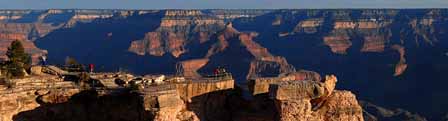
269,75 -> 364,121
30,66 -> 43,75
154,75 -> 165,84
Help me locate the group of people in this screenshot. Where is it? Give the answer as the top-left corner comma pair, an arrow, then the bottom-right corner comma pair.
40,55 -> 229,76
213,66 -> 227,75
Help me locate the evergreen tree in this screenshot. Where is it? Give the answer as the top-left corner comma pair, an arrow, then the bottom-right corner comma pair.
6,40 -> 30,78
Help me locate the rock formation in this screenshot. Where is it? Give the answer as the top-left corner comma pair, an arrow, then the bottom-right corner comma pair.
0,77 -> 80,121
128,10 -> 226,57
323,36 -> 352,54
153,19 -> 297,82
391,45 -> 407,76
176,59 -> 210,78
0,70 -> 369,121
294,18 -> 324,34
361,36 -> 387,53
269,75 -> 364,121
249,70 -> 321,95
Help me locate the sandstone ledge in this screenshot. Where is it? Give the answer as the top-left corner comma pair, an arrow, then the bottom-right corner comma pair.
248,71 -> 321,95
268,76 -> 363,121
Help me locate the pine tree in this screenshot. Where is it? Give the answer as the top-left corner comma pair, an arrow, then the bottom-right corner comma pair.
6,40 -> 30,78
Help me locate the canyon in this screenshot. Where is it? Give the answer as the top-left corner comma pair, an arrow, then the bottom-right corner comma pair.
0,9 -> 447,120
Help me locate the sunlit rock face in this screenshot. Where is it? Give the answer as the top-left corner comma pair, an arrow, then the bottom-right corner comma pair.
270,75 -> 364,121
248,70 -> 321,95
0,77 -> 80,121
0,73 -> 367,121
176,58 -> 210,78
361,35 -> 387,52
128,10 -> 226,58
323,36 -> 352,54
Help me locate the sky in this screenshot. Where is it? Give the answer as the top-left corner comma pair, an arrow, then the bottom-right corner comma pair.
0,0 -> 448,9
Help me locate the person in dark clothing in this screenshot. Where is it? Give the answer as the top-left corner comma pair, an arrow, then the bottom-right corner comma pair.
40,55 -> 47,65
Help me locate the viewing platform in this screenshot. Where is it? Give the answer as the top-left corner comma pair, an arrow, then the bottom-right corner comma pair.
139,77 -> 234,101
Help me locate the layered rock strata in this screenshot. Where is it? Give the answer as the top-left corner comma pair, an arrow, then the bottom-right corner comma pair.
139,78 -> 234,121
249,70 -> 321,95
269,75 -> 364,121
0,76 -> 80,121
128,10 -> 226,57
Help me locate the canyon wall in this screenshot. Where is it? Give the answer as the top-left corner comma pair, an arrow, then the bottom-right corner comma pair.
0,9 -> 446,120
0,9 -> 139,64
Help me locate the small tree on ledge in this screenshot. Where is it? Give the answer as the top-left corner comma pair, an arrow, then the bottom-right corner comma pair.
5,40 -> 31,78
64,56 -> 84,72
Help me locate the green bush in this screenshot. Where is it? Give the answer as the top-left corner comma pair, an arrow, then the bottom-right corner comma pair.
6,61 -> 25,78
64,56 -> 85,72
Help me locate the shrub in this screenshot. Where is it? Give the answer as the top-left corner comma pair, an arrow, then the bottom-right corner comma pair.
5,40 -> 31,78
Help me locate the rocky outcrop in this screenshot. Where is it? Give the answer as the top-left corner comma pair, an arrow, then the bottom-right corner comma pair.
139,77 -> 234,121
247,57 -> 296,79
323,36 -> 352,54
176,59 -> 209,78
204,23 -> 296,82
146,92 -> 199,121
128,32 -> 164,56
0,73 -> 234,121
294,18 -> 324,33
391,45 -> 407,76
238,31 -> 296,78
0,76 -> 80,121
0,33 -> 26,40
249,70 -> 321,95
333,20 -> 391,29
205,22 -> 240,57
269,75 -> 364,121
0,72 -> 369,121
361,36 -> 387,52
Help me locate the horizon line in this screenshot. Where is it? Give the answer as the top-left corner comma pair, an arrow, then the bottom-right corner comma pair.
1,7 -> 448,10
